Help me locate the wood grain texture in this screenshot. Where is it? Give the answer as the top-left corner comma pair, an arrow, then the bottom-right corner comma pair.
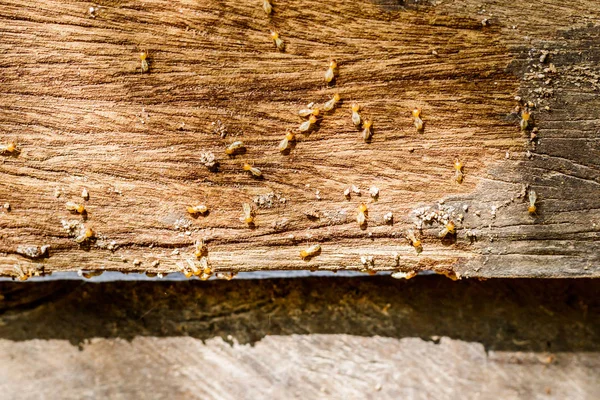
1,277 -> 599,399
1,0 -> 600,277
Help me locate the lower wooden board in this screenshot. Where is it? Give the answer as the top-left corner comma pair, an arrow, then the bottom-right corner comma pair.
1,276 -> 599,398
1,0 -> 600,277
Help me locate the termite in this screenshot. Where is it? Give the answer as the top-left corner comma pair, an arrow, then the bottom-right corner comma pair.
323,93 -> 341,112
362,119 -> 373,142
298,107 -> 320,118
454,159 -> 464,184
299,115 -> 317,132
438,221 -> 456,238
413,108 -> 424,132
270,30 -> 285,51
263,0 -> 272,15
528,188 -> 537,214
139,50 -> 149,73
187,205 -> 208,216
243,163 -> 263,178
300,244 -> 321,260
198,257 -> 212,281
194,239 -> 208,258
520,110 -> 531,131
225,141 -> 245,155
357,203 -> 368,228
0,140 -> 18,155
406,230 -> 422,254
351,103 -> 361,127
279,131 -> 295,153
242,202 -> 255,225
325,59 -> 338,83
66,201 -> 86,214
75,226 -> 95,243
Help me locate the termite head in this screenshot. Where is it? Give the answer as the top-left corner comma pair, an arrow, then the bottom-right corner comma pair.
311,108 -> 321,117
363,119 -> 373,129
139,51 -> 148,61
351,103 -> 360,112
285,131 -> 295,141
243,163 -> 252,171
412,108 -> 421,118
333,93 -> 340,102
521,110 -> 530,121
329,59 -> 337,69
528,204 -> 537,214
84,227 -> 94,239
6,142 -> 17,152
270,30 -> 279,40
358,203 -> 368,213
308,115 -> 317,124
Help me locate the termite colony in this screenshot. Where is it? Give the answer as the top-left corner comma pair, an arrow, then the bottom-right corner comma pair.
4,4 -> 548,282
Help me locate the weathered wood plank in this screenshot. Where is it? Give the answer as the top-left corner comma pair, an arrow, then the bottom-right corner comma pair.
1,0 -> 600,277
1,277 -> 599,398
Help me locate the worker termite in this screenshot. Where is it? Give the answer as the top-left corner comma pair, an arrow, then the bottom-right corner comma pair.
300,244 -> 321,260
66,201 -> 85,214
242,202 -> 255,226
243,163 -> 263,178
278,131 -> 295,153
351,103 -> 361,127
194,239 -> 208,258
270,31 -> 285,52
0,140 -> 19,155
225,141 -> 245,155
406,230 -> 423,254
520,109 -> 532,131
139,50 -> 149,73
75,226 -> 95,243
299,115 -> 318,132
454,159 -> 464,184
413,108 -> 424,132
362,119 -> 373,142
438,221 -> 456,238
263,0 -> 272,15
323,93 -> 341,112
528,188 -> 537,214
187,204 -> 208,216
357,203 -> 368,228
324,59 -> 338,83
298,107 -> 320,118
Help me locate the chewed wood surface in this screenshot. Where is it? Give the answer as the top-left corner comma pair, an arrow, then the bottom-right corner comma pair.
1,0 -> 600,278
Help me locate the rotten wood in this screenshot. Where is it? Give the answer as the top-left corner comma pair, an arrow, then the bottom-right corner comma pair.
1,0 -> 600,278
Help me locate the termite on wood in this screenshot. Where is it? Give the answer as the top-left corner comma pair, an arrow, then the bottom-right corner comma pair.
225,141 -> 245,155
187,205 -> 208,216
357,203 -> 368,228
324,59 -> 338,83
520,110 -> 532,131
243,163 -> 263,178
454,159 -> 464,184
299,115 -> 317,132
406,230 -> 423,254
413,108 -> 424,132
75,226 -> 95,243
300,244 -> 321,260
323,93 -> 340,112
351,103 -> 361,127
263,0 -> 272,15
438,221 -> 456,238
194,239 -> 208,258
139,50 -> 149,73
528,188 -> 537,214
362,119 -> 373,142
270,30 -> 285,51
242,203 -> 255,226
0,140 -> 19,155
279,131 -> 295,153
66,202 -> 85,214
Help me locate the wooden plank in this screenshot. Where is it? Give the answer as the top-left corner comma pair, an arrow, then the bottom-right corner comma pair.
1,0 -> 600,278
1,276 -> 599,398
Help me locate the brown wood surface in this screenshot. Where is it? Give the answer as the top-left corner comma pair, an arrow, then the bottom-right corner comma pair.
1,0 -> 600,278
1,276 -> 599,399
